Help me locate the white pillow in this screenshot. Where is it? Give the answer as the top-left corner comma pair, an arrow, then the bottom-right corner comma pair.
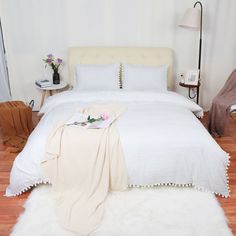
74,63 -> 120,91
122,63 -> 168,91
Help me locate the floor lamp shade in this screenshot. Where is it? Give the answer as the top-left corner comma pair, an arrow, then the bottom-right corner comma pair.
179,8 -> 201,30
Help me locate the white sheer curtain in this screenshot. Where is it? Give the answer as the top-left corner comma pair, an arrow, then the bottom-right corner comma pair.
0,19 -> 11,102
1,0 -> 236,109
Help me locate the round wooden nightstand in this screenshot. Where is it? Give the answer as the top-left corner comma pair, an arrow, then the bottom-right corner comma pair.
179,82 -> 200,104
36,81 -> 68,108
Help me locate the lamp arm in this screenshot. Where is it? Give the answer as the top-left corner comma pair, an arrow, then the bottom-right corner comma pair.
194,1 -> 203,73
194,1 -> 203,39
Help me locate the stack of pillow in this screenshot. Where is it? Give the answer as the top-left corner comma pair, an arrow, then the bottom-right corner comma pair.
73,63 -> 168,92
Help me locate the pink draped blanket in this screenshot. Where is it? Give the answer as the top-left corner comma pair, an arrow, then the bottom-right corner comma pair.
208,69 -> 236,137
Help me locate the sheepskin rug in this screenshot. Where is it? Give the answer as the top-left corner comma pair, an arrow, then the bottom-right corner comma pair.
11,185 -> 232,236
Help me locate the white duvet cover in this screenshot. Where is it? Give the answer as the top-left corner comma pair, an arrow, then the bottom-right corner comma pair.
6,91 -> 230,197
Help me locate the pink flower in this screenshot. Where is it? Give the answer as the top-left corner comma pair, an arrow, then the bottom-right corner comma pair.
47,54 -> 53,59
57,58 -> 63,64
101,113 -> 109,120
46,58 -> 52,64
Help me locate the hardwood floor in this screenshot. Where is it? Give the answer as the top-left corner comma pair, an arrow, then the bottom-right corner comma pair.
0,112 -> 236,236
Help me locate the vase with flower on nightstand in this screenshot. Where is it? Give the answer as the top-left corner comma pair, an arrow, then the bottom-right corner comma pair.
53,71 -> 60,84
43,54 -> 63,85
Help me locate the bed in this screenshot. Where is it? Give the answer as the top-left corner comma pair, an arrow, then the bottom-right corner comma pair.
6,47 -> 230,197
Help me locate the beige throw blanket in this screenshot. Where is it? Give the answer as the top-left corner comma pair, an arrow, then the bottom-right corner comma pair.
41,104 -> 128,235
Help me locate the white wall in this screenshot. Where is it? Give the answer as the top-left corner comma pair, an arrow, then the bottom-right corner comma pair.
0,0 -> 236,110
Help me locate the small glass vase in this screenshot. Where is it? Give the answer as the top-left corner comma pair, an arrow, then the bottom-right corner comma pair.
53,71 -> 60,84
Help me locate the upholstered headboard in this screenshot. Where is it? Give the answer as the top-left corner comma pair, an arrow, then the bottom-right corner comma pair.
68,47 -> 174,90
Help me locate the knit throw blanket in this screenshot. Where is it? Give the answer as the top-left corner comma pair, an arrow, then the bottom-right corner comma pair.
208,69 -> 236,137
41,104 -> 128,235
0,101 -> 33,152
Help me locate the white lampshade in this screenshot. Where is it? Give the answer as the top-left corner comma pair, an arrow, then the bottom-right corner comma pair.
179,8 -> 201,30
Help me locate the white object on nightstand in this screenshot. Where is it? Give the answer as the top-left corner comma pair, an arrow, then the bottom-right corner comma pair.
35,81 -> 68,108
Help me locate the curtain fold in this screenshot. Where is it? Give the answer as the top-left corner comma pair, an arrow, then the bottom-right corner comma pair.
0,18 -> 11,102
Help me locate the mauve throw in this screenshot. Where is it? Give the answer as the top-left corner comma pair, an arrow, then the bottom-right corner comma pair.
208,69 -> 236,137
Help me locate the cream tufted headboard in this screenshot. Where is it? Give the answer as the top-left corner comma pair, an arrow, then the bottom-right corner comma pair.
68,47 -> 174,90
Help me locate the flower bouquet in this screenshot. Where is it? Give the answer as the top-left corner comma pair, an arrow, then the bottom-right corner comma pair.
67,113 -> 111,129
43,54 -> 63,84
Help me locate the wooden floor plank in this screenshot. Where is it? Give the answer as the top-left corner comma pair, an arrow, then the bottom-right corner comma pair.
0,112 -> 235,235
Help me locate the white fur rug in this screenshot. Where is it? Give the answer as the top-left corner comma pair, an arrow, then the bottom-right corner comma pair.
11,185 -> 232,236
